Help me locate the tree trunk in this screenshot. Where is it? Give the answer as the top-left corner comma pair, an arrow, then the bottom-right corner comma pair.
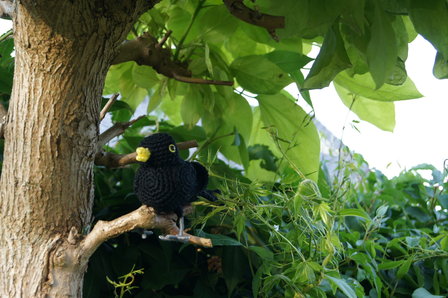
0,1 -> 150,296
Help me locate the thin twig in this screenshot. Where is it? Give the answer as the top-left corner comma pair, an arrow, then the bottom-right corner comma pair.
99,93 -> 119,121
98,115 -> 145,149
156,30 -> 172,48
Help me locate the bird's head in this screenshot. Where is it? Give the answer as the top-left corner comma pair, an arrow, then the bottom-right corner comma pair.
135,133 -> 181,166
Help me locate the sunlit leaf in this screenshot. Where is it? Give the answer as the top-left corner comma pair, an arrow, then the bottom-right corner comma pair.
230,55 -> 292,94
412,288 -> 444,298
334,71 -> 423,101
334,81 -> 396,131
257,93 -> 320,181
326,275 -> 357,298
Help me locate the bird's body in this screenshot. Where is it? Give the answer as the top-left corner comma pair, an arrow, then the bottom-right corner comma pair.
134,133 -> 214,220
135,160 -> 203,217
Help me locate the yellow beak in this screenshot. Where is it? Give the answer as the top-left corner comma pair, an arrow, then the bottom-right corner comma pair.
136,147 -> 151,162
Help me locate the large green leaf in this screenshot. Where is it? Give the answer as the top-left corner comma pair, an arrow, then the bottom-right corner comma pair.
334,81 -> 396,131
257,93 -> 320,181
412,288 -> 445,298
304,24 -> 351,89
334,71 -> 422,101
265,51 -> 312,73
433,52 -> 448,79
409,0 -> 448,59
131,64 -> 160,89
325,275 -> 357,298
230,55 -> 292,94
367,0 -> 398,88
181,85 -> 204,128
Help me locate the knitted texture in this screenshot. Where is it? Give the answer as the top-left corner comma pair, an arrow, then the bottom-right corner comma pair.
134,133 -> 216,218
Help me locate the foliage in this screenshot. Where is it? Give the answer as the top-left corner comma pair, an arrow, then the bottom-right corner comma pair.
106,266 -> 145,298
88,125 -> 448,297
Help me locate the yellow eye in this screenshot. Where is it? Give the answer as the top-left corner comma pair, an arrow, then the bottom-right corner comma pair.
168,144 -> 176,153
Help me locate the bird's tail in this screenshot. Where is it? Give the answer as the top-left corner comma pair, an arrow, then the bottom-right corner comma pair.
196,189 -> 221,202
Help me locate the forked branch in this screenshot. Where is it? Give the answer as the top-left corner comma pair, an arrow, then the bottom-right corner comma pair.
97,115 -> 146,149
78,205 -> 212,264
112,32 -> 233,86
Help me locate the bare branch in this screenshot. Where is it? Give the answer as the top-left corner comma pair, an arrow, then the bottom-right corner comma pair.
99,93 -> 119,121
98,115 -> 145,149
112,33 -> 233,86
0,0 -> 13,19
0,104 -> 7,138
79,205 -> 212,263
95,140 -> 199,168
223,0 -> 284,40
156,30 -> 172,48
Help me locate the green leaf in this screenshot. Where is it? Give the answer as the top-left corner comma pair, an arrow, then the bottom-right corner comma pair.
248,144 -> 278,172
265,51 -> 313,73
397,257 -> 413,279
325,275 -> 357,298
249,246 -> 274,261
334,81 -> 396,131
222,247 -> 247,295
386,58 -> 407,86
132,64 -> 159,89
257,93 -> 320,181
303,24 -> 351,89
298,179 -> 321,199
334,71 -> 423,101
412,287 -> 445,298
339,208 -> 371,221
378,260 -> 405,270
433,52 -> 448,79
367,0 -> 398,88
181,86 -> 203,128
230,55 -> 292,94
409,0 -> 448,59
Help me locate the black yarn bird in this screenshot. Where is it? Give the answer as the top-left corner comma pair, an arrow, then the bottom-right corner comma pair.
134,133 -> 218,242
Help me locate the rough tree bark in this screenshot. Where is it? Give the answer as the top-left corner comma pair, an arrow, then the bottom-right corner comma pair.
0,1 -> 154,296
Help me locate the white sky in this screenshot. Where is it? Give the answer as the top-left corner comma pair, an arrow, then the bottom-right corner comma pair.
306,36 -> 447,177
1,20 -> 446,178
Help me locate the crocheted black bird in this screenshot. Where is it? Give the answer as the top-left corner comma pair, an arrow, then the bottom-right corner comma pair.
134,132 -> 218,242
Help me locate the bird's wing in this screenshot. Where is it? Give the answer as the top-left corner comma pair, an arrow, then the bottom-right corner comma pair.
190,161 -> 209,192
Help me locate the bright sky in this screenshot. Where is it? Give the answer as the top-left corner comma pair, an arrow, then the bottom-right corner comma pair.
305,36 -> 448,177
1,20 -> 446,178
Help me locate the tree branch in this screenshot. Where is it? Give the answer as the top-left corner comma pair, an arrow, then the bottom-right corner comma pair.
0,103 -> 7,138
223,0 -> 285,40
97,115 -> 145,149
78,205 -> 212,263
99,93 -> 119,121
111,32 -> 233,86
0,0 -> 13,19
95,140 -> 199,168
